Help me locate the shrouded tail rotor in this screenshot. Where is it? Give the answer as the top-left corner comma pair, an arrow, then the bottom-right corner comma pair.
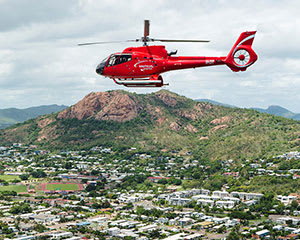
224,31 -> 258,72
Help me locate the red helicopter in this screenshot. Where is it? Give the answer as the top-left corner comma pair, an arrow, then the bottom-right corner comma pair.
79,20 -> 258,87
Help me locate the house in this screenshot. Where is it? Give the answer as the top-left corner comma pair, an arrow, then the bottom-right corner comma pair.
51,232 -> 73,239
157,217 -> 169,224
178,217 -> 194,227
147,176 -> 169,183
277,195 -> 297,205
76,221 -> 91,227
230,192 -> 263,201
273,225 -> 283,231
31,213 -> 58,223
253,229 -> 270,239
183,233 -> 204,240
14,236 -> 36,240
138,224 -> 158,233
89,216 -> 107,224
163,233 -> 186,240
169,197 -> 191,206
277,233 -> 299,240
216,200 -> 235,209
197,199 -> 214,206
277,217 -> 300,225
107,227 -> 121,236
212,191 -> 230,198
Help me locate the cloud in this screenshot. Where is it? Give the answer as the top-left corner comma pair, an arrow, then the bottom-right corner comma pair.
0,0 -> 299,113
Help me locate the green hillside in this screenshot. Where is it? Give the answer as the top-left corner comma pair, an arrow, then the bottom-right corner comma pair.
0,104 -> 68,129
0,90 -> 299,161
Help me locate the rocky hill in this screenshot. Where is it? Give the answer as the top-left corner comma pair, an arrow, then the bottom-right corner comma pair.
0,90 -> 299,161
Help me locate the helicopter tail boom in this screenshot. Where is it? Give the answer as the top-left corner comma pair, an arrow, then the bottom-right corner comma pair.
224,31 -> 258,72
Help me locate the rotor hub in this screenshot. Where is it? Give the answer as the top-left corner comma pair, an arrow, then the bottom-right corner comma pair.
239,55 -> 245,61
233,49 -> 250,66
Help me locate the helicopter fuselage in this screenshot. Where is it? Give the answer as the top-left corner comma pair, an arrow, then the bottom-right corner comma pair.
97,45 -> 226,87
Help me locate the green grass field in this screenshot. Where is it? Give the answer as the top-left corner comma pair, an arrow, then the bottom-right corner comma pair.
45,183 -> 79,191
0,175 -> 20,182
0,184 -> 27,193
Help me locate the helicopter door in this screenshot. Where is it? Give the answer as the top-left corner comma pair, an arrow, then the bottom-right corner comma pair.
107,54 -> 132,67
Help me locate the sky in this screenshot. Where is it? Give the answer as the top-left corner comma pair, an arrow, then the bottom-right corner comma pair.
0,0 -> 300,112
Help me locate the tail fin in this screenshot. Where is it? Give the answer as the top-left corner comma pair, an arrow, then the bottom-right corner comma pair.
224,31 -> 258,72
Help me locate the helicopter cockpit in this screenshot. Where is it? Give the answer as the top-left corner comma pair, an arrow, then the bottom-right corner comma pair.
107,54 -> 132,67
96,54 -> 132,75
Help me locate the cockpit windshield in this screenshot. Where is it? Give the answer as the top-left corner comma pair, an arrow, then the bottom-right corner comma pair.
101,57 -> 109,64
96,56 -> 109,75
107,54 -> 132,67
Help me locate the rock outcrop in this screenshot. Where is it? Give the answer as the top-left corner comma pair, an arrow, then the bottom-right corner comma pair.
58,91 -> 140,122
210,116 -> 231,125
155,91 -> 178,107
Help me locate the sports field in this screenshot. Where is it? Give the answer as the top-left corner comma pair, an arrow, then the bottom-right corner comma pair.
0,184 -> 27,193
43,183 -> 82,191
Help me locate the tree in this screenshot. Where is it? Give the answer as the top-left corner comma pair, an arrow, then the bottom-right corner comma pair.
85,184 -> 96,192
64,162 -> 72,169
34,224 -> 47,233
291,200 -> 299,210
149,229 -> 161,239
31,170 -> 47,178
227,230 -> 239,240
9,204 -> 32,214
157,178 -> 168,185
20,174 -> 29,180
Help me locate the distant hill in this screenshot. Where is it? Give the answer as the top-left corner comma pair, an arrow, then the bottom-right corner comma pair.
195,99 -> 300,121
195,99 -> 236,108
0,104 -> 68,129
252,105 -> 300,120
0,90 -> 299,161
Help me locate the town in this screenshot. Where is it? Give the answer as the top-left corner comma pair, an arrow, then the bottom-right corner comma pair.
0,144 -> 299,240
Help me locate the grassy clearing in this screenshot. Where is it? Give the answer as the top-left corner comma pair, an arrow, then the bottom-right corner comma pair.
45,183 -> 79,191
0,175 -> 20,182
0,184 -> 27,193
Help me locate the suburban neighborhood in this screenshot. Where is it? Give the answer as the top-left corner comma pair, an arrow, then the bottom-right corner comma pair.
0,144 -> 299,239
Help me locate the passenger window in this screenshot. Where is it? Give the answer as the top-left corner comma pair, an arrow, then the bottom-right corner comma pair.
107,54 -> 132,67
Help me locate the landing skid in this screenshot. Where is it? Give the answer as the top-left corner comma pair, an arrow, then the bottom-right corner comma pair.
112,77 -> 168,88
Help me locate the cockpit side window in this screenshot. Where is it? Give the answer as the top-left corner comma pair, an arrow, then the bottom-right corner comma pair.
107,54 -> 132,67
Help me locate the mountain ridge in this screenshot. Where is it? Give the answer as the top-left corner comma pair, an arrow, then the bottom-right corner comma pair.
0,104 -> 68,129
0,90 -> 299,161
195,99 -> 300,120
251,105 -> 300,120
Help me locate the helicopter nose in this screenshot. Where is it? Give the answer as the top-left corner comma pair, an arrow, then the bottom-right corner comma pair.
96,67 -> 102,75
96,62 -> 105,75
96,66 -> 103,75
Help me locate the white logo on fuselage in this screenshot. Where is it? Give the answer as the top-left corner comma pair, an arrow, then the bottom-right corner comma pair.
134,60 -> 154,71
205,60 -> 214,65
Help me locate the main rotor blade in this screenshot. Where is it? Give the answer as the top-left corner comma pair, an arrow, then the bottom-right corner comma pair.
78,40 -> 137,46
152,39 -> 210,43
144,20 -> 150,38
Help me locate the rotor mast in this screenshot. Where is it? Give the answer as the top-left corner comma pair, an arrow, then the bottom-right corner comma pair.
143,20 -> 150,46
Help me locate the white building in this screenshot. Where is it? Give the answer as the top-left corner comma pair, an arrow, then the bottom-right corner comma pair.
216,200 -> 235,209
197,199 -> 214,206
212,191 -> 230,198
230,192 -> 263,201
277,195 -> 297,205
107,227 -> 121,236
